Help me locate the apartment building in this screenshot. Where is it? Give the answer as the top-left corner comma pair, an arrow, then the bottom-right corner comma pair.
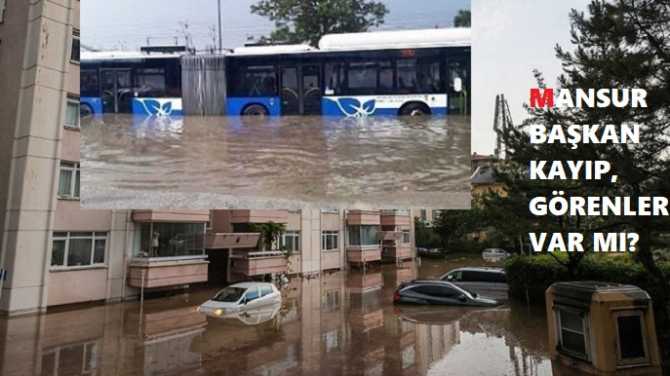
0,1 -> 417,317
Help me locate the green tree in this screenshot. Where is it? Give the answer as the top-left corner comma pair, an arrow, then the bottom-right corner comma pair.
250,222 -> 286,251
414,217 -> 441,249
453,9 -> 470,27
432,209 -> 487,251
251,0 -> 388,46
487,0 -> 669,357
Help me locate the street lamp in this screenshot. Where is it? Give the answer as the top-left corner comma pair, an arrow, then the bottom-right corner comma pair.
217,0 -> 223,53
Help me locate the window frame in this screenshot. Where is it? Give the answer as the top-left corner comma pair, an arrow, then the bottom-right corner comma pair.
614,310 -> 650,366
280,230 -> 301,254
58,161 -> 80,200
321,230 -> 339,251
64,97 -> 80,129
555,306 -> 591,361
70,28 -> 80,64
401,229 -> 411,244
51,231 -> 107,270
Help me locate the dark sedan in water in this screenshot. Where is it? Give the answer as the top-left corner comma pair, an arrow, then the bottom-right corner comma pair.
393,280 -> 500,307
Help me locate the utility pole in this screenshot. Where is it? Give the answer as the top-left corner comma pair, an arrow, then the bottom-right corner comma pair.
217,0 -> 223,53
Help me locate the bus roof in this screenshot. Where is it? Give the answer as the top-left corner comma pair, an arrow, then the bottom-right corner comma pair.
318,27 -> 471,51
231,44 -> 316,55
81,50 -> 184,61
229,27 -> 470,57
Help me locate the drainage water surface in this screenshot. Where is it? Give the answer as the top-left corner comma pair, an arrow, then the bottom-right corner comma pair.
0,259 -> 556,376
79,115 -> 471,209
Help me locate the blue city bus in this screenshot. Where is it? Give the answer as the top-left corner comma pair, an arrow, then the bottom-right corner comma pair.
80,49 -> 184,117
81,28 -> 470,117
226,28 -> 470,117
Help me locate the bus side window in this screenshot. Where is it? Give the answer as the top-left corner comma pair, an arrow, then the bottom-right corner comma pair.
396,59 -> 417,93
325,63 -> 344,95
81,70 -> 99,97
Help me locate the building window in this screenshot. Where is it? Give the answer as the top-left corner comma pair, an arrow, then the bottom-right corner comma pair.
0,0 -> 6,24
51,232 -> 107,268
347,225 -> 379,246
65,98 -> 80,128
420,209 -> 427,221
280,230 -> 300,254
556,307 -> 590,360
321,231 -> 339,250
615,310 -> 649,365
58,162 -> 80,199
42,341 -> 99,374
71,28 -> 80,63
402,229 -> 411,243
136,222 -> 205,258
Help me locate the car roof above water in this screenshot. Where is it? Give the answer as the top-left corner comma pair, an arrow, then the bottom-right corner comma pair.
227,282 -> 276,289
449,267 -> 505,273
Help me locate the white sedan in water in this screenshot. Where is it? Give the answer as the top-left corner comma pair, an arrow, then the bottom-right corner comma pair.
198,282 -> 281,318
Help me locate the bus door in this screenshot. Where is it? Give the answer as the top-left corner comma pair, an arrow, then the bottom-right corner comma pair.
280,65 -> 322,115
446,59 -> 470,115
301,65 -> 321,115
100,69 -> 133,113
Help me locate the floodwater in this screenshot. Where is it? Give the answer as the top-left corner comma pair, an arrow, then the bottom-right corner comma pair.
0,259 -> 559,376
80,115 -> 471,209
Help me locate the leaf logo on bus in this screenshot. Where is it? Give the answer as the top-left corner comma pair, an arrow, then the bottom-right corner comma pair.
137,99 -> 174,117
331,98 -> 377,118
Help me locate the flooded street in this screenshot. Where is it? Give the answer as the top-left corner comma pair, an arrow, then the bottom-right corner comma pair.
80,115 -> 471,209
0,259 -> 556,376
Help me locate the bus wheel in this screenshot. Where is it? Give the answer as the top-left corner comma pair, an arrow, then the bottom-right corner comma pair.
400,103 -> 431,116
80,104 -> 93,118
242,104 -> 269,116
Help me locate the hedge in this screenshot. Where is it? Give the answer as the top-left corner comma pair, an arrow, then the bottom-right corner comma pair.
504,254 -> 670,304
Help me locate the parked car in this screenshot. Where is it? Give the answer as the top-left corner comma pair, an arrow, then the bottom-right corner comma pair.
440,267 -> 508,301
198,282 -> 281,317
417,247 -> 442,257
393,280 -> 499,307
481,248 -> 511,262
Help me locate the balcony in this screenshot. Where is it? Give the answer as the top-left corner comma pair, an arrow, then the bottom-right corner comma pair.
205,232 -> 260,249
382,245 -> 413,262
128,256 -> 209,289
132,210 -> 210,223
380,210 -> 411,226
346,210 -> 381,225
229,210 -> 288,224
231,251 -> 288,277
346,245 -> 382,265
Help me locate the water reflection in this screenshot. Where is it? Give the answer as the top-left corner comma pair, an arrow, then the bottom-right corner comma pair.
0,260 -> 556,376
80,115 -> 471,209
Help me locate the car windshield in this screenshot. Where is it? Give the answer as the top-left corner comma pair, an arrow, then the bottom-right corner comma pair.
213,287 -> 246,302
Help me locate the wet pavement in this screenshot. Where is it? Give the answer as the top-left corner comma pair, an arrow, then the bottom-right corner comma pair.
0,258 -> 558,376
80,115 -> 471,209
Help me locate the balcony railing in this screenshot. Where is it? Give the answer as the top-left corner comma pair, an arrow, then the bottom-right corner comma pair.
231,251 -> 288,276
128,256 -> 209,289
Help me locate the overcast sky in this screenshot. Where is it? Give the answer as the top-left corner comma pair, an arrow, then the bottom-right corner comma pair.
82,0 -> 589,155
81,0 -> 469,50
472,0 -> 589,155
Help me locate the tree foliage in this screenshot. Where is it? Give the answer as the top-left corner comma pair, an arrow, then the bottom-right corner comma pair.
453,9 -> 471,27
251,0 -> 388,46
485,0 -> 670,352
250,222 -> 286,251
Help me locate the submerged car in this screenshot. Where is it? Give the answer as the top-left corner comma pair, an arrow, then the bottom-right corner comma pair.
393,280 -> 499,307
417,247 -> 442,257
481,248 -> 511,262
440,267 -> 508,301
198,282 -> 281,317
